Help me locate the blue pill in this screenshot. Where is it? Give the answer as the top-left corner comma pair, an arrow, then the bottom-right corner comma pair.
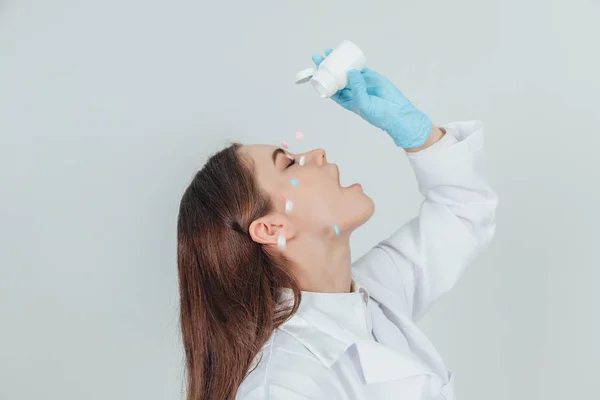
334,224 -> 340,237
291,178 -> 299,187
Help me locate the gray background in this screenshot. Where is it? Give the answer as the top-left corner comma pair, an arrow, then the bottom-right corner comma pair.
1,0 -> 599,399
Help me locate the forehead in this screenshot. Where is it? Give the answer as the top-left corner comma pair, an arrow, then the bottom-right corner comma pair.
239,144 -> 278,170
241,144 -> 278,161
239,144 -> 281,191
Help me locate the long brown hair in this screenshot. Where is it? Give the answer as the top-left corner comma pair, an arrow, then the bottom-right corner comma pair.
177,144 -> 301,400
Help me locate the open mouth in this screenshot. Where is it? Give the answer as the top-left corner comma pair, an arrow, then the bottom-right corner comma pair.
334,164 -> 360,189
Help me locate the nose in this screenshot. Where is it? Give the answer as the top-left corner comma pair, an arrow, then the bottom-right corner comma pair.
307,149 -> 327,166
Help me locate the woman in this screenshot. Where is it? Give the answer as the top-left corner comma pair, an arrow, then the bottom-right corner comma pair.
177,50 -> 498,400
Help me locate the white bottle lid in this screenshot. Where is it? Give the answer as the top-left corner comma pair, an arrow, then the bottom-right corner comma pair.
294,68 -> 316,84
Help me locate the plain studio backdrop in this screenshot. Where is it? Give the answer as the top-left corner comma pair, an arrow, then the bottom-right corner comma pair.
1,1 -> 599,399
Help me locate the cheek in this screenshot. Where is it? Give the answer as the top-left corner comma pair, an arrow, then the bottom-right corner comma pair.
278,170 -> 373,231
287,182 -> 341,225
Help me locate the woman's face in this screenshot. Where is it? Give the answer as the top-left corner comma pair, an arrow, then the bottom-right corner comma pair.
240,145 -> 375,239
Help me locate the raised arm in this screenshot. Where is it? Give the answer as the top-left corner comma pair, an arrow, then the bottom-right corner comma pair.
353,120 -> 497,320
311,51 -> 497,319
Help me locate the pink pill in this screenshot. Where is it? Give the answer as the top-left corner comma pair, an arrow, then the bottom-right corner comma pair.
295,132 -> 304,141
281,141 -> 289,149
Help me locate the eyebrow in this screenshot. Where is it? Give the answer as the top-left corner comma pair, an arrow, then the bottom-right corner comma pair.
272,148 -> 286,165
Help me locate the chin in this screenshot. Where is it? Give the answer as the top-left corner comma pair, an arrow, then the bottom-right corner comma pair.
347,193 -> 375,230
360,195 -> 376,224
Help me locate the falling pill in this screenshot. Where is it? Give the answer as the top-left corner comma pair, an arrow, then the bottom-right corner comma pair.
291,178 -> 299,187
296,132 -> 304,141
277,234 -> 286,249
285,200 -> 293,214
281,141 -> 289,149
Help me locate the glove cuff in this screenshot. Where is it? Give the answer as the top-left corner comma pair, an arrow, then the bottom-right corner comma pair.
390,112 -> 433,148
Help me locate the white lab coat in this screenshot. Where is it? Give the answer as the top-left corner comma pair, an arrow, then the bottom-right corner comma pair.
236,121 -> 498,400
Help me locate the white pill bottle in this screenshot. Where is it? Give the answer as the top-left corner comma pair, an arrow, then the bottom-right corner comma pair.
295,40 -> 366,98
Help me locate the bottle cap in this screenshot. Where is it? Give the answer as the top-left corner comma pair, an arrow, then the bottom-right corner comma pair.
294,68 -> 316,84
311,69 -> 338,98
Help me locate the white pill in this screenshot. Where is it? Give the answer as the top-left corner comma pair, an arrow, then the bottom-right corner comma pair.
299,156 -> 306,166
277,234 -> 286,249
285,200 -> 293,214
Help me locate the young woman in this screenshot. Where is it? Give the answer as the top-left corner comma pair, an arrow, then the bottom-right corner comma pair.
177,50 -> 498,400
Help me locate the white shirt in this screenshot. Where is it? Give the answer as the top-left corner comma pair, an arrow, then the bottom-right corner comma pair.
237,121 -> 498,400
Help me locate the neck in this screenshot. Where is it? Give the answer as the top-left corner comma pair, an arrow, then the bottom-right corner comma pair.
285,232 -> 353,293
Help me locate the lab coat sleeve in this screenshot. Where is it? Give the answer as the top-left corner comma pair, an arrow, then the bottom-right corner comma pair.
353,121 -> 497,321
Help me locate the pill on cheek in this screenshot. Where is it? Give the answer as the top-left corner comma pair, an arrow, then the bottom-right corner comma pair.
291,178 -> 299,187
334,224 -> 341,237
285,200 -> 293,214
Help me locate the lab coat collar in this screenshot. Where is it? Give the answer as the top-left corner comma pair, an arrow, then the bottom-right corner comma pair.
278,279 -> 433,384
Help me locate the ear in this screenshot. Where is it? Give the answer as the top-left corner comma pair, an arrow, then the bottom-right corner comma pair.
249,213 -> 296,246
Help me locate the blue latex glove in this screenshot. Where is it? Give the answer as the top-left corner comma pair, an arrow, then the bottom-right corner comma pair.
312,49 -> 433,148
